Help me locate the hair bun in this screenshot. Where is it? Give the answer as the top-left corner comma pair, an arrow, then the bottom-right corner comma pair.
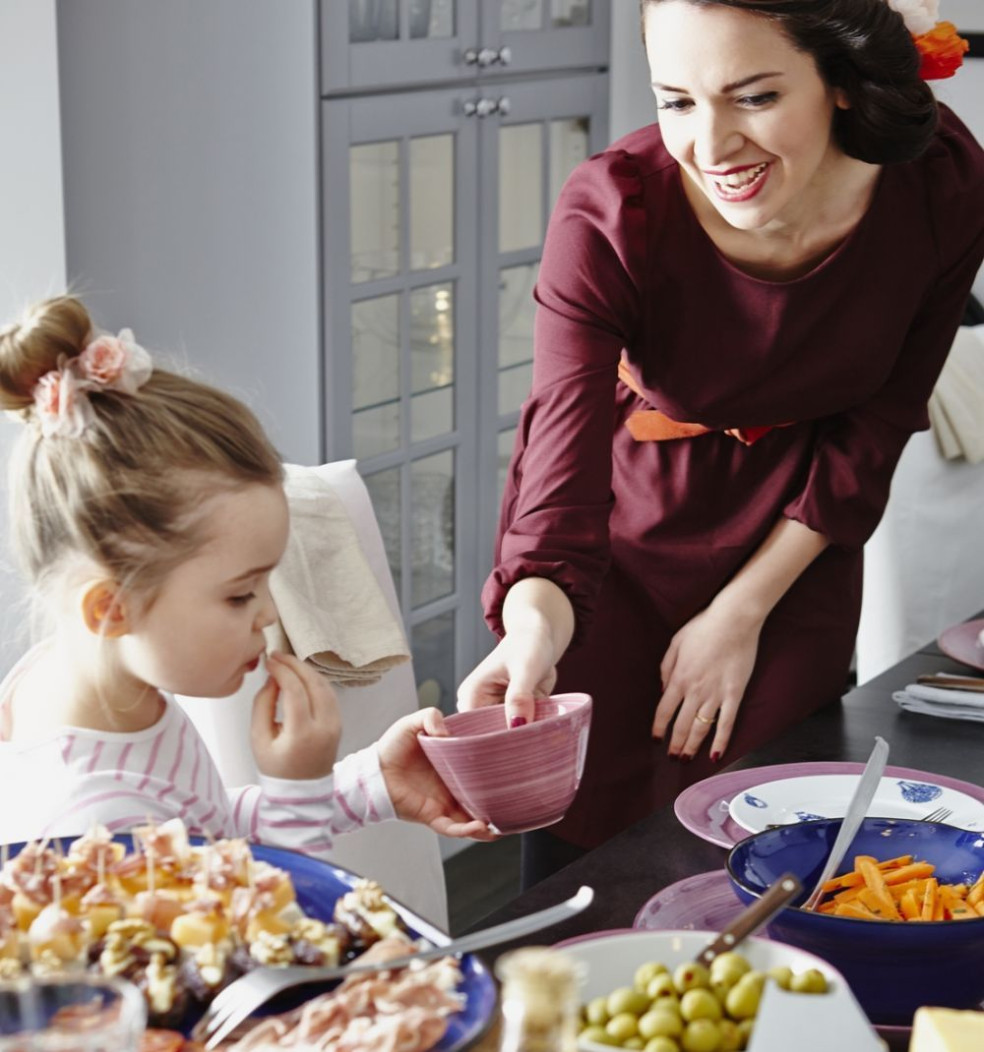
0,295 -> 93,412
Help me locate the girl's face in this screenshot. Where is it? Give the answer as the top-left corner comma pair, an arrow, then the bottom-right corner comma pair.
643,0 -> 849,232
119,482 -> 288,699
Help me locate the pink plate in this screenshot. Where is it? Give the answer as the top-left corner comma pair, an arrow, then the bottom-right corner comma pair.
938,617 -> 984,672
634,869 -> 747,933
673,761 -> 984,849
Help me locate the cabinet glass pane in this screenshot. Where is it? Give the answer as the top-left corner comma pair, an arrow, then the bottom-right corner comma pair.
499,124 -> 542,253
351,141 -> 400,283
410,134 -> 454,272
550,117 -> 590,210
352,294 -> 401,459
551,0 -> 592,27
410,0 -> 455,39
498,427 -> 518,507
498,263 -> 537,415
413,611 -> 456,715
349,0 -> 398,41
501,0 -> 544,31
364,467 -> 402,599
411,450 -> 455,607
411,283 -> 455,443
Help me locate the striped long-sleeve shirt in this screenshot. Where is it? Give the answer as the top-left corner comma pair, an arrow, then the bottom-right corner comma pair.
0,655 -> 395,856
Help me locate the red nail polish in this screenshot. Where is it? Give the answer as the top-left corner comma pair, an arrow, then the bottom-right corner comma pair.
510,716 -> 528,729
710,751 -> 721,763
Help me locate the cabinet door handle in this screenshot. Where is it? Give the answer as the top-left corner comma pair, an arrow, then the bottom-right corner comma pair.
464,45 -> 512,67
464,97 -> 498,118
464,96 -> 511,119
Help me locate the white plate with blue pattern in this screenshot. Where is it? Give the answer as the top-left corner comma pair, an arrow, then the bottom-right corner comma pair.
727,774 -> 984,834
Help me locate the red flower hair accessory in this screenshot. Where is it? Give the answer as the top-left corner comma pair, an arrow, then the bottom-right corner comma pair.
887,1 -> 970,79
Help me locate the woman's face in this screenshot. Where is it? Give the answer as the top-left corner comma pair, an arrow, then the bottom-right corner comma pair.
643,0 -> 849,232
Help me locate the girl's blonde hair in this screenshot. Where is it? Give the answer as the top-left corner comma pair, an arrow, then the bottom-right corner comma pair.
0,295 -> 284,603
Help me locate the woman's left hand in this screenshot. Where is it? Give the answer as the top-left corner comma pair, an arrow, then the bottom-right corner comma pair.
377,708 -> 498,841
651,603 -> 764,761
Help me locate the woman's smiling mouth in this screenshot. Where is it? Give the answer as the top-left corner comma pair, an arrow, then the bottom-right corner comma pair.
706,161 -> 771,201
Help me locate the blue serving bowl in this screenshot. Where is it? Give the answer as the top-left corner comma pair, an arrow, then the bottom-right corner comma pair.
726,817 -> 984,1026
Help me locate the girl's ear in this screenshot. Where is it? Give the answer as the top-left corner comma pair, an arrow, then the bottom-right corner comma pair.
80,581 -> 130,638
834,87 -> 851,111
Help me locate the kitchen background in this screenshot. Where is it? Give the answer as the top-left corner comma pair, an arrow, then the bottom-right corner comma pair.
1,4 -> 982,914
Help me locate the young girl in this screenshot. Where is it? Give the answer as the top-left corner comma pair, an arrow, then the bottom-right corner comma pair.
0,294 -> 493,851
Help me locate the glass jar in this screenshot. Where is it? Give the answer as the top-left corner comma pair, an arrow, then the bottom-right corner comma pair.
495,946 -> 583,1052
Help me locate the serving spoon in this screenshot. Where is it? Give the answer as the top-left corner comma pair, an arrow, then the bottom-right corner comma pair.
801,736 -> 890,912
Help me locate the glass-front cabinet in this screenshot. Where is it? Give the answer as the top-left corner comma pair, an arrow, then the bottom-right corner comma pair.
321,0 -> 609,91
321,1 -> 609,715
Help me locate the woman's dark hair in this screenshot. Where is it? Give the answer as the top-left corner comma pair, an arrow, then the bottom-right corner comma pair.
639,0 -> 939,164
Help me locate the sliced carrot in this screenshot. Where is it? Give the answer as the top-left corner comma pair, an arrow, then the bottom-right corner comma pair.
921,878 -> 939,921
899,888 -> 921,921
857,886 -> 901,921
834,901 -> 879,920
882,863 -> 936,885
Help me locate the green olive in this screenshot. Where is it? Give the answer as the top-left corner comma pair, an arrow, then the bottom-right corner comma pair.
735,1019 -> 754,1049
625,1039 -> 646,1050
638,1010 -> 684,1041
644,1039 -> 681,1052
635,961 -> 670,992
647,974 -> 678,1001
708,953 -> 751,988
717,1020 -> 742,1052
681,1019 -> 722,1052
766,966 -> 792,991
607,1013 -> 641,1043
608,987 -> 651,1018
679,989 -> 723,1024
724,977 -> 763,1021
581,1025 -> 619,1046
586,996 -> 611,1026
789,968 -> 828,994
673,962 -> 711,994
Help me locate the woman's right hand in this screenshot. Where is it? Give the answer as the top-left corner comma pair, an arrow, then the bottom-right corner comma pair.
456,625 -> 558,729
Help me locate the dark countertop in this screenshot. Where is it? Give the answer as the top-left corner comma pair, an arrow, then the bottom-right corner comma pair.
469,629 -> 984,961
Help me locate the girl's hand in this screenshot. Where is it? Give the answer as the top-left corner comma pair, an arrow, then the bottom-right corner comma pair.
377,708 -> 498,840
651,604 -> 764,761
456,626 -> 557,729
250,652 -> 342,780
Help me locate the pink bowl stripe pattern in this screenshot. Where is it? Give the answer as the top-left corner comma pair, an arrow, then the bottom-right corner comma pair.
418,694 -> 592,835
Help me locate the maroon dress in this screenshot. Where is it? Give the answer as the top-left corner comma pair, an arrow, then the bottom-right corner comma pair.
484,106 -> 984,850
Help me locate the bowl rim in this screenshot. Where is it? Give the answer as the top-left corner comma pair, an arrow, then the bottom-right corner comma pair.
725,816 -> 984,926
416,692 -> 592,745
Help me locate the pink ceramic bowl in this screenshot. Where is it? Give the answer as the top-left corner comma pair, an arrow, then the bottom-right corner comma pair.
418,693 -> 592,835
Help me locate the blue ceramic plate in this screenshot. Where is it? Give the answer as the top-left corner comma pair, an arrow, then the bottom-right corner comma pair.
3,835 -> 497,1052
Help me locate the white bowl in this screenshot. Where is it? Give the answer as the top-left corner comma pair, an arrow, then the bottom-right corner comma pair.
557,928 -> 844,1002
555,929 -> 882,1052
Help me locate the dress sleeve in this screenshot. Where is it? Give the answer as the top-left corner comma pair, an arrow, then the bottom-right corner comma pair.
483,150 -> 646,640
784,110 -> 984,549
226,745 -> 396,862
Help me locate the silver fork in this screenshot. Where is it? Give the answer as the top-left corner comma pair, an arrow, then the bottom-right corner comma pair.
194,884 -> 594,1049
921,806 -> 953,823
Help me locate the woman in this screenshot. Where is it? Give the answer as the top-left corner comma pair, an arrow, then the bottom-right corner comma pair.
458,0 -> 984,884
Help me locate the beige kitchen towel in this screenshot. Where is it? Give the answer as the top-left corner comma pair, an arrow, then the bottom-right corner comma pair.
928,325 -> 984,464
266,464 -> 410,686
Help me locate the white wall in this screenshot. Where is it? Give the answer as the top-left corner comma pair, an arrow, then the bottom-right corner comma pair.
0,0 -> 65,674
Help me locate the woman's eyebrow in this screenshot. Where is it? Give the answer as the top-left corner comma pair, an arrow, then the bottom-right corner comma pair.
652,72 -> 784,93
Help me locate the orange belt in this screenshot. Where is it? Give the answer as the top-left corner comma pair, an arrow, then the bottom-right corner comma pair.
617,360 -> 784,446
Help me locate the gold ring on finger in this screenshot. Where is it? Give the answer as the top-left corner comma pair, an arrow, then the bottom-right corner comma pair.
695,711 -> 716,726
